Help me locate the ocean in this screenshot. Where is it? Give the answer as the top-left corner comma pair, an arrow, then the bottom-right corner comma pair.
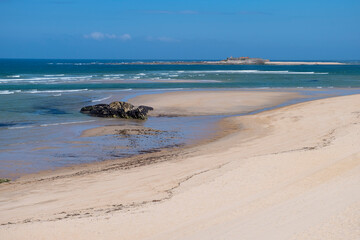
1,59 -> 360,178
1,59 -> 360,91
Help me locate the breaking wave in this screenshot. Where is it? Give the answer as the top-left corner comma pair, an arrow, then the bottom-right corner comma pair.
91,95 -> 112,102
24,89 -> 89,94
176,70 -> 328,74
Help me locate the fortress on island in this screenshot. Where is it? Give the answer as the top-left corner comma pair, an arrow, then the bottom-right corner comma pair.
113,56 -> 271,65
222,56 -> 270,64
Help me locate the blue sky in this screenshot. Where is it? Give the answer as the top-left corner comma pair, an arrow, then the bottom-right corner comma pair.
0,0 -> 359,59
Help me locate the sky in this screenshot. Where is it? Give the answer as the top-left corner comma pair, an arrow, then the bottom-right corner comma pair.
0,0 -> 359,60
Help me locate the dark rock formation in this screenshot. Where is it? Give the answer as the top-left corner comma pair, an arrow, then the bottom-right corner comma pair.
80,101 -> 153,120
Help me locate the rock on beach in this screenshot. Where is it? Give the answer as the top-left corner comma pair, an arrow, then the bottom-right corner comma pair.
80,101 -> 153,120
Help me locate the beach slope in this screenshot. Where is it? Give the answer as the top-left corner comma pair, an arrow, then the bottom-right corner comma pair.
129,90 -> 300,116
1,92 -> 360,240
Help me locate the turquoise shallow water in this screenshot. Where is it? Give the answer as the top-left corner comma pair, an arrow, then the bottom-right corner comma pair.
0,87 -> 225,179
1,59 -> 360,178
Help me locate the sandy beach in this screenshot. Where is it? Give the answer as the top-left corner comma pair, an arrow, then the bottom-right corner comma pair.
265,61 -> 345,65
1,90 -> 360,240
129,90 -> 302,116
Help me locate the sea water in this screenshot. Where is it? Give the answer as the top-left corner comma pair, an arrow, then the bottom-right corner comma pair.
1,59 -> 360,178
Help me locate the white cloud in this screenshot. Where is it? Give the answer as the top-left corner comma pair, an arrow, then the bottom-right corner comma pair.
105,34 -> 117,39
119,33 -> 132,41
84,32 -> 105,40
84,32 -> 131,41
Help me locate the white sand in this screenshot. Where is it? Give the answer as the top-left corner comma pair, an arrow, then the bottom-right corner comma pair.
265,61 -> 344,65
1,92 -> 360,240
129,90 -> 301,116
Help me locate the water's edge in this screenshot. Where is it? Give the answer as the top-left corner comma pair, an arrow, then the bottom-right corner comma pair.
2,88 -> 360,180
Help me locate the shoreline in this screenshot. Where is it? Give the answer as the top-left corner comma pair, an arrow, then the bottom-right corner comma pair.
265,61 -> 345,65
128,90 -> 303,117
2,89 -> 302,181
1,90 -> 360,239
2,87 -> 360,181
2,87 -> 360,180
106,60 -> 345,66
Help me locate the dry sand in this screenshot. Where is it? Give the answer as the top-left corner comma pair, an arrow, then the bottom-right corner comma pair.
265,61 -> 344,65
1,91 -> 360,240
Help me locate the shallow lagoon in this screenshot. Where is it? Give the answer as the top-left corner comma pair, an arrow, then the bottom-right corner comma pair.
1,59 -> 360,178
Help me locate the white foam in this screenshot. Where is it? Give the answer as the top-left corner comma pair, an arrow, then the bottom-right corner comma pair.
0,78 -> 25,82
0,77 -> 56,82
92,95 -> 112,102
178,70 -> 328,75
40,120 -> 95,127
0,75 -> 94,83
56,75 -> 94,80
103,74 -> 125,77
8,126 -> 33,129
8,120 -> 96,130
0,90 -> 14,95
119,88 -> 133,91
44,74 -> 65,77
25,89 -> 88,94
7,75 -> 20,78
153,88 -> 184,91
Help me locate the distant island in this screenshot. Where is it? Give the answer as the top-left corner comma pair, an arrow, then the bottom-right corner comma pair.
107,57 -> 345,66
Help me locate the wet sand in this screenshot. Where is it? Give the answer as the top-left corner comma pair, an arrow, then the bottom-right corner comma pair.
1,91 -> 360,240
80,125 -> 162,138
